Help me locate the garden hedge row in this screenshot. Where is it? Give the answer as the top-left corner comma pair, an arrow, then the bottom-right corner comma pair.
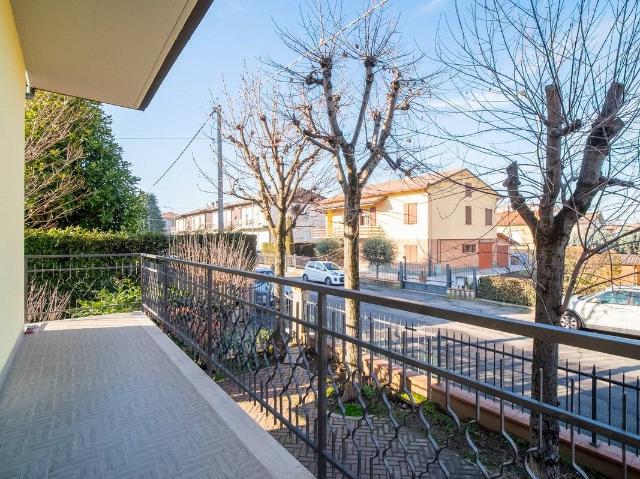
477,275 -> 536,306
25,227 -> 257,258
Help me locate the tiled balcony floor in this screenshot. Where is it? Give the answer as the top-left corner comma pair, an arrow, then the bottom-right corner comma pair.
0,313 -> 312,479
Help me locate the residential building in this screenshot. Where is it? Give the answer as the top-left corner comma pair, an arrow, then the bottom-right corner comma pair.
318,169 -> 506,268
161,211 -> 177,233
173,198 -> 325,248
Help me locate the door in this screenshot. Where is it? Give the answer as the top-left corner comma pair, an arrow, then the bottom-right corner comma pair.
496,244 -> 509,267
315,263 -> 327,282
580,290 -> 629,334
478,242 -> 493,269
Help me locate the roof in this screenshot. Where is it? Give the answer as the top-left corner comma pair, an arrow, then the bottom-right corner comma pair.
320,169 -> 498,209
161,212 -> 177,220
12,0 -> 213,110
497,210 -> 527,227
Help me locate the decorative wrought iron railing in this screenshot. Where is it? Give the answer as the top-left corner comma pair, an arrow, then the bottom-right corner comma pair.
140,253 -> 640,479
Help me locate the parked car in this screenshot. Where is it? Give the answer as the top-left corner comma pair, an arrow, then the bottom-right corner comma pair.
302,261 -> 344,286
562,287 -> 640,336
253,267 -> 292,306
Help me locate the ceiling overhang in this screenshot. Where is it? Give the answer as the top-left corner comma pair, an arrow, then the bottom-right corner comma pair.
11,0 -> 213,110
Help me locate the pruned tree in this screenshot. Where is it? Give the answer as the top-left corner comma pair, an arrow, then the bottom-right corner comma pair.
437,0 -> 640,476
362,236 -> 396,278
25,92 -> 89,227
198,74 -> 325,297
275,0 -> 433,368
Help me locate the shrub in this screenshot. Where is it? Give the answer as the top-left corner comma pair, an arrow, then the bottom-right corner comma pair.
25,227 -> 169,255
315,238 -> 343,259
261,242 -> 276,254
293,243 -> 316,257
362,237 -> 397,277
478,275 -> 535,306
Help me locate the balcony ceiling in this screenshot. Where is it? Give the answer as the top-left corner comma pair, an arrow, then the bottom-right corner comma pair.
11,0 -> 212,110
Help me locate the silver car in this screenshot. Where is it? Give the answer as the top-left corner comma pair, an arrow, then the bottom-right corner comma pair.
562,287 -> 640,336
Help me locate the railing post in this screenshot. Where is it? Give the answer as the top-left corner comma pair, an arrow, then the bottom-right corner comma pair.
591,365 -> 598,446
316,292 -> 328,478
206,267 -> 213,377
162,259 -> 169,323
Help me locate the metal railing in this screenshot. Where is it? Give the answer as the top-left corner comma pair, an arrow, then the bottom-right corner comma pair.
140,253 -> 640,478
25,254 -> 141,322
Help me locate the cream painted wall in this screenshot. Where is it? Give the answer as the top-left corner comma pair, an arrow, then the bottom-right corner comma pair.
428,175 -> 498,241
0,2 -> 25,374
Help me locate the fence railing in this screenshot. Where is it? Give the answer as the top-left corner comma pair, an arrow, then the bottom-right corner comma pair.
25,254 -> 141,322
299,303 -> 640,451
140,253 -> 640,479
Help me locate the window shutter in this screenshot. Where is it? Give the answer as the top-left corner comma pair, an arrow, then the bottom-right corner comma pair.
485,208 -> 493,226
465,206 -> 472,225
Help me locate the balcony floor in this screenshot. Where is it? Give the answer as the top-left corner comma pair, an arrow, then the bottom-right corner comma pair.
0,313 -> 312,479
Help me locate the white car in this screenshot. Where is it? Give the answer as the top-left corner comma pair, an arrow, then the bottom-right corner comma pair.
562,287 -> 640,336
302,261 -> 344,286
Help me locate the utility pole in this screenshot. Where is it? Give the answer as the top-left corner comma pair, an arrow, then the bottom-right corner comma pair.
216,105 -> 224,234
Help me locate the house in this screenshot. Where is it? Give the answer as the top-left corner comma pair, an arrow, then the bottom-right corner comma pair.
173,198 -> 325,247
317,169 -> 505,268
161,211 -> 177,233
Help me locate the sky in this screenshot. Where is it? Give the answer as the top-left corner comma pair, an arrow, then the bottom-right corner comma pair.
104,0 -> 449,214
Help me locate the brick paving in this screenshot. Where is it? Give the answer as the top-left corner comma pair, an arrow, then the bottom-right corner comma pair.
219,363 -> 483,478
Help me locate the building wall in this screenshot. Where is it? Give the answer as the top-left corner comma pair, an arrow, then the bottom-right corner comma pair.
0,2 -> 25,375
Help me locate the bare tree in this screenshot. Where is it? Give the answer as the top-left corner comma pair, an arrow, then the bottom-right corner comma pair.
196,75 -> 325,299
25,92 -> 89,228
436,0 -> 640,475
274,1 -> 433,370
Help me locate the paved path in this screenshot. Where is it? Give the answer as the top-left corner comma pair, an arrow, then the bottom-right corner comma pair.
0,313 -> 311,479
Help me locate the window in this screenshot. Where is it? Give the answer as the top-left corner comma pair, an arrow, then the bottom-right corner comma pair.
462,243 -> 476,254
630,292 -> 640,306
596,290 -> 629,305
360,207 -> 376,226
404,245 -> 418,263
404,203 -> 417,224
485,208 -> 493,226
465,206 -> 472,225
465,182 -> 473,197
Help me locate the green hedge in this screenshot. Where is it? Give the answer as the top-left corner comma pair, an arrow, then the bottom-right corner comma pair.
477,275 -> 535,306
25,228 -> 257,258
25,227 -> 169,255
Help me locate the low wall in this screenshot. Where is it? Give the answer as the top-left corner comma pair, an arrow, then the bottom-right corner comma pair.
360,277 -> 401,289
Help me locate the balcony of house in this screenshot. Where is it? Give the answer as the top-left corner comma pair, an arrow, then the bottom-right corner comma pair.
2,253 -> 640,478
312,223 -> 384,240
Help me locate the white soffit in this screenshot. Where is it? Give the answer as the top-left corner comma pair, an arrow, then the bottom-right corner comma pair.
11,0 -> 212,110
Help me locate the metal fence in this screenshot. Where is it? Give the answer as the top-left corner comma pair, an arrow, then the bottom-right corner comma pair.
25,254 -> 141,322
296,299 -> 640,451
141,253 -> 640,479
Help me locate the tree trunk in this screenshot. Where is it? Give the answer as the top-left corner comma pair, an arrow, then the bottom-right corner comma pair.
274,214 -> 288,337
530,233 -> 568,478
342,190 -> 360,400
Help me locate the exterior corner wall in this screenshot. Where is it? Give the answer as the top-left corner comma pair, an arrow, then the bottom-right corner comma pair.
0,1 -> 25,375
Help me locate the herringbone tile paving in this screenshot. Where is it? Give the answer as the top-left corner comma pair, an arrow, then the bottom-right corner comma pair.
0,314 -> 310,479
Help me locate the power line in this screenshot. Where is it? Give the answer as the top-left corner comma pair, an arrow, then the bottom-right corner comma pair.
145,0 -> 389,191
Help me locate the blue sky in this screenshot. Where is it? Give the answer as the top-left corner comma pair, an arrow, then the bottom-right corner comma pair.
104,0 -> 448,214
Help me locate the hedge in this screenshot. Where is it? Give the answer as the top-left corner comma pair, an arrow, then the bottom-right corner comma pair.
25,227 -> 257,258
25,227 -> 169,256
477,275 -> 536,306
